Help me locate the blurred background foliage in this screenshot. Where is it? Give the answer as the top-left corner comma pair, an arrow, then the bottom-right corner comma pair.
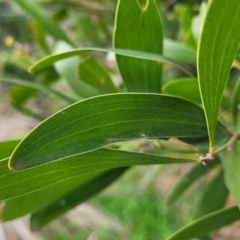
2,0 -> 238,239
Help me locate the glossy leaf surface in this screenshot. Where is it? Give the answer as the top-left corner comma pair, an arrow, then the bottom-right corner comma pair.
9,93 -> 213,170
114,0 -> 163,92
167,206 -> 240,240
197,0 -> 240,152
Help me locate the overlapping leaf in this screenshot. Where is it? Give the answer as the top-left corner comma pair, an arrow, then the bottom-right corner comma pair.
197,0 -> 240,152
2,149 -> 197,200
114,0 -> 163,92
9,93 -> 217,170
29,48 -> 193,77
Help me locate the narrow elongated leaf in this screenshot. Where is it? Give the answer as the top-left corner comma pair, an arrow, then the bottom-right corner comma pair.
167,160 -> 217,204
221,141 -> 240,208
0,77 -> 76,103
0,171 -> 101,221
14,0 -> 71,43
197,0 -> 240,152
167,206 -> 240,240
78,57 -> 117,93
2,149 -> 197,201
114,0 -> 163,92
0,140 -> 20,160
53,42 -> 100,98
30,168 -> 128,230
162,78 -> 201,104
29,48 -> 194,77
193,168 -> 228,219
9,93 -> 215,170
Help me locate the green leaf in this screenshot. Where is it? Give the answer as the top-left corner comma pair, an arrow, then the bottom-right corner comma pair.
162,78 -> 201,104
31,21 -> 50,53
29,48 -> 194,78
0,77 -> 76,104
167,206 -> 240,240
197,0 -> 240,153
14,0 -> 71,43
9,68 -> 59,105
9,93 -> 214,170
1,149 -> 197,201
78,57 -> 117,93
30,168 -> 128,230
164,39 -> 196,63
221,141 -> 240,208
193,168 -> 228,219
0,171 -> 101,221
166,160 -> 218,204
114,0 -> 163,92
231,77 -> 240,125
0,140 -> 20,160
10,85 -> 38,105
53,42 -> 101,98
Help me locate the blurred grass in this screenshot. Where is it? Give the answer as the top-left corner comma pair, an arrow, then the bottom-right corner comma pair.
47,165 -> 192,240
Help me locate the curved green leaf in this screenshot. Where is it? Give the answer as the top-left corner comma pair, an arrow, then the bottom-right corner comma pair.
114,0 -> 163,92
167,206 -> 240,240
1,149 -> 197,201
0,140 -> 20,161
0,77 -> 76,104
14,0 -> 71,43
193,168 -> 228,219
29,48 -> 194,77
9,93 -> 213,170
0,171 -> 101,221
166,160 -> 217,204
162,78 -> 201,104
197,0 -> 240,152
30,168 -> 128,230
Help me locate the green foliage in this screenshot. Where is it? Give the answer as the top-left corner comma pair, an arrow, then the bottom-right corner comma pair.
1,0 -> 240,239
